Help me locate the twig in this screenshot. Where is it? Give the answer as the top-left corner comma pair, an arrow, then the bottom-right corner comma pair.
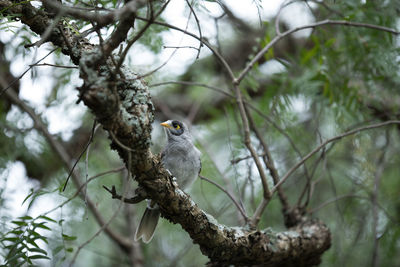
308,194 -> 361,214
129,3 -> 197,80
83,124 -> 100,219
272,120 -> 400,195
275,0 -> 297,35
42,166 -> 126,218
25,12 -> 64,48
163,45 -> 199,50
197,136 -> 247,223
149,80 -> 233,98
0,48 -> 57,96
297,146 -> 326,208
200,175 -> 248,222
232,83 -> 271,227
251,198 -> 268,228
109,131 -> 135,152
32,63 -> 78,69
230,153 -> 266,164
244,104 -> 290,212
185,0 -> 203,59
372,131 -> 389,267
63,120 -> 98,191
134,16 -> 236,81
103,185 -> 147,204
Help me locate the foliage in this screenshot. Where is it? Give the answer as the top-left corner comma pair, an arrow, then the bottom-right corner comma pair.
0,215 -> 52,266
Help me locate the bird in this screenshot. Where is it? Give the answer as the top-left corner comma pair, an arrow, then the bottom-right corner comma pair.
134,120 -> 201,243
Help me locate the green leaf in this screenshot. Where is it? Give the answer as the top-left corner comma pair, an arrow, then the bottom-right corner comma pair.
62,234 -> 77,241
26,237 -> 39,248
28,231 -> 48,244
2,237 -> 20,242
38,215 -> 56,223
21,189 -> 34,206
52,245 -> 64,255
18,216 -> 33,220
33,222 -> 51,231
28,247 -> 47,255
10,230 -> 24,235
29,254 -> 50,260
11,220 -> 27,227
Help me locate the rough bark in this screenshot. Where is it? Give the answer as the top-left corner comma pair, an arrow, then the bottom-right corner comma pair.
0,1 -> 331,265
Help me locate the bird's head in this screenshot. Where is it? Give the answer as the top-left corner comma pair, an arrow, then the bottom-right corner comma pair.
160,120 -> 192,141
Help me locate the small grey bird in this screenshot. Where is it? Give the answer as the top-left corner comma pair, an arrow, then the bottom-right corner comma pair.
134,120 -> 201,243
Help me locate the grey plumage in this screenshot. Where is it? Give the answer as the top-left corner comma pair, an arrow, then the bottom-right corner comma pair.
135,120 -> 201,243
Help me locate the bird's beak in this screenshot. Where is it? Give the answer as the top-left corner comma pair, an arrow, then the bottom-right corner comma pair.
160,121 -> 173,129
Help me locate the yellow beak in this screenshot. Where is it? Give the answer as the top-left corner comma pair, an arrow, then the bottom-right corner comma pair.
160,122 -> 173,129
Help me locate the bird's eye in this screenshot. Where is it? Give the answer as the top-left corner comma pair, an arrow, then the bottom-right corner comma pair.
175,124 -> 180,129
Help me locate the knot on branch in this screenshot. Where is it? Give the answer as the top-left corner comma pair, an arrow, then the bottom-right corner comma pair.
103,185 -> 147,204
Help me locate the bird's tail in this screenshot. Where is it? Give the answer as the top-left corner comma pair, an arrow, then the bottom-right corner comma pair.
134,207 -> 160,243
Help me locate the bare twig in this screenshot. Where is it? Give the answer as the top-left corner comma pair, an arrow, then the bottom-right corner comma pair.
244,104 -> 290,212
163,45 -> 199,50
134,16 -> 236,80
0,48 -> 57,96
197,136 -> 247,223
32,63 -> 78,69
109,131 -> 135,152
372,131 -> 389,267
25,12 -> 64,48
150,80 -> 233,98
129,3 -> 197,80
308,193 -> 360,214
200,175 -> 249,222
185,0 -> 203,59
103,185 -> 147,204
231,153 -> 266,164
63,120 -> 98,191
297,146 -> 326,207
272,121 -> 400,195
42,166 -> 126,218
231,83 -> 271,227
275,0 -> 297,35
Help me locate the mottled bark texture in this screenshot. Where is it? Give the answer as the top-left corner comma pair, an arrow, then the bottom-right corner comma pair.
0,1 -> 331,265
